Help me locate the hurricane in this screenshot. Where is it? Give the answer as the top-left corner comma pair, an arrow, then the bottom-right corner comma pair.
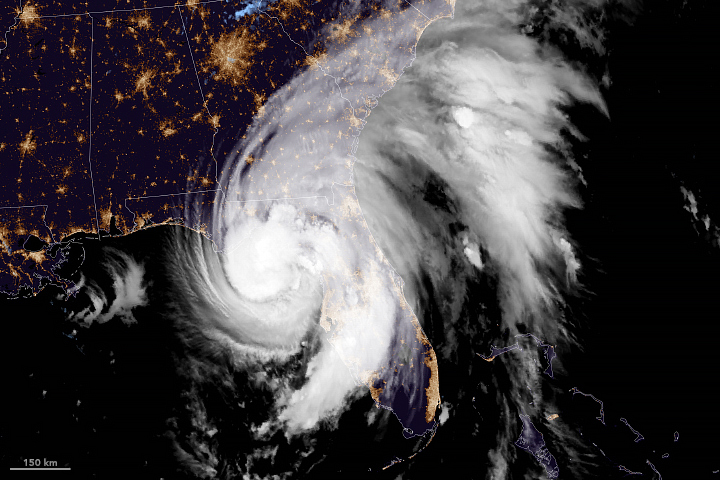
137,0 -> 616,476
13,0 -> 705,478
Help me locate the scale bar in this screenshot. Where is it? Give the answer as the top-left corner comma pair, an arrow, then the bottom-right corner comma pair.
10,468 -> 71,471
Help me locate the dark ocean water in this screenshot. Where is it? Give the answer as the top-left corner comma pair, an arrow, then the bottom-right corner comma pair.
558,1 -> 720,475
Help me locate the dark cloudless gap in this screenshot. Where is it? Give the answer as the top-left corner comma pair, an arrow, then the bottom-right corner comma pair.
554,1 -> 720,476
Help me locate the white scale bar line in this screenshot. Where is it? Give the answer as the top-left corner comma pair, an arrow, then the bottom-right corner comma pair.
9,468 -> 72,470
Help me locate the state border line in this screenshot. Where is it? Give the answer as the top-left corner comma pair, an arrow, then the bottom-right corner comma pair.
401,0 -> 430,21
4,0 -> 227,21
2,0 -> 434,243
0,204 -> 57,245
0,0 -> 23,54
87,14 -> 100,239
177,5 -> 221,194
2,0 -> 429,25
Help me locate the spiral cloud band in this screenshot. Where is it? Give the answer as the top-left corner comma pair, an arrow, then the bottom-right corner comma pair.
58,0 -> 625,476
182,1 -> 455,439
183,0 -> 607,450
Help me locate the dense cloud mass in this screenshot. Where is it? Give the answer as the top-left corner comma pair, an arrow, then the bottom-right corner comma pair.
352,1 -> 615,477
68,0 -> 611,476
355,0 -> 607,329
178,0 -> 613,476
